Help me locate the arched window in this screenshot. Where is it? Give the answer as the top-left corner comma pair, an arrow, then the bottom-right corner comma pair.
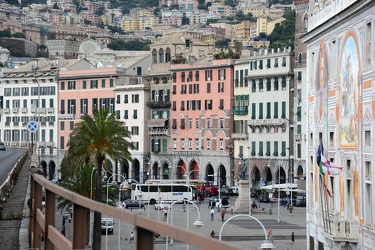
159,48 -> 164,63
152,49 -> 157,64
298,53 -> 303,64
165,48 -> 171,63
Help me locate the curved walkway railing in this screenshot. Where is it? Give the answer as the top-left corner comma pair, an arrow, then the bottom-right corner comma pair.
29,173 -> 241,250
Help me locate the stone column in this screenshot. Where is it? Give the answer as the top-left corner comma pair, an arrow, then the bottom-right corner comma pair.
232,180 -> 250,213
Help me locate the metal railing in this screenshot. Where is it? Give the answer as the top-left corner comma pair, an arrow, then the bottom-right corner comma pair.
29,173 -> 240,250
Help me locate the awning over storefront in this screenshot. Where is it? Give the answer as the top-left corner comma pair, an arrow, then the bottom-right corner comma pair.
147,119 -> 168,127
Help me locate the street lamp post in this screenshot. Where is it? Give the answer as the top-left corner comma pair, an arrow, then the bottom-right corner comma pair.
166,199 -> 204,250
88,166 -> 96,247
105,173 -> 126,250
219,214 -> 275,249
267,158 -> 282,223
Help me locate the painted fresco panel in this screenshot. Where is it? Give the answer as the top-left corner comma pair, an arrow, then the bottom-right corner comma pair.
338,33 -> 360,148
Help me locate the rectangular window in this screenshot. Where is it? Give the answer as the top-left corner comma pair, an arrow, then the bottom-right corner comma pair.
124,95 -> 128,103
219,99 -> 224,110
266,59 -> 271,68
220,118 -> 224,128
181,72 -> 185,82
131,126 -> 139,135
70,121 -> 74,130
90,80 -> 98,89
83,81 -> 86,89
273,141 -> 278,156
251,103 -> 256,119
282,57 -> 286,66
266,78 -> 271,91
259,60 -> 263,69
258,141 -> 263,156
189,119 -> 192,129
219,139 -> 224,150
102,79 -> 106,88
206,139 -> 211,150
61,81 -> 65,90
266,102 -> 271,119
205,70 -> 212,81
281,101 -> 286,118
173,139 -> 177,149
251,80 -> 256,92
259,103 -> 263,119
196,118 -> 199,128
188,139 -> 193,150
162,139 -> 167,152
195,139 -> 200,150
282,77 -> 287,90
60,136 -> 64,149
297,106 -> 301,121
133,110 -> 137,119
235,70 -> 239,87
110,79 -> 114,87
207,83 -> 211,93
124,110 -> 128,119
240,70 -> 244,86
68,81 -> 76,90
195,71 -> 199,81
274,78 -> 279,91
297,71 -> 302,81
218,82 -> 224,93
281,141 -> 286,156
244,69 -> 248,86
251,141 -> 256,156
274,102 -> 278,118
181,139 -> 185,149
207,118 -> 211,128
60,121 -> 65,130
297,124 -> 302,134
132,94 -> 139,103
274,58 -> 278,67
266,141 -> 270,156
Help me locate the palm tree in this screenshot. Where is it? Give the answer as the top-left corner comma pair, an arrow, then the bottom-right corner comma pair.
64,109 -> 133,250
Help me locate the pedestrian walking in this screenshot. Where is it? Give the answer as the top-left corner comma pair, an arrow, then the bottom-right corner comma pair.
163,208 -> 168,221
130,232 -> 134,243
197,196 -> 201,208
289,205 -> 294,215
61,225 -> 65,236
210,207 -> 215,221
267,229 -> 274,243
220,209 -> 225,222
291,232 -> 295,245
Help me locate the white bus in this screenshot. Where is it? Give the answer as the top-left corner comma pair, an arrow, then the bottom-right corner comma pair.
130,184 -> 196,204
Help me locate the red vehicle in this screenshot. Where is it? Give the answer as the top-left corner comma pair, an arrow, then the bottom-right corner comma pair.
205,186 -> 218,197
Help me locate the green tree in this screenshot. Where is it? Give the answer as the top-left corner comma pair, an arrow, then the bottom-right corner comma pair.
12,32 -> 26,38
95,6 -> 105,16
267,10 -> 296,49
64,109 -> 133,250
215,39 -> 231,48
52,3 -> 59,9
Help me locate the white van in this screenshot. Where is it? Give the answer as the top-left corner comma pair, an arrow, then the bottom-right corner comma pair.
101,218 -> 114,235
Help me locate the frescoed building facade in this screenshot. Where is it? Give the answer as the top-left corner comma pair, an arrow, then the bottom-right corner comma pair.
303,0 -> 375,249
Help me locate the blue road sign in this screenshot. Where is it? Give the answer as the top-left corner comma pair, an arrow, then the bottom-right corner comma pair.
261,180 -> 266,186
27,121 -> 38,133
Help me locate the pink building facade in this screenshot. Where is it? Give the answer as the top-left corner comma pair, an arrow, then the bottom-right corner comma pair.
170,59 -> 234,186
57,68 -> 117,150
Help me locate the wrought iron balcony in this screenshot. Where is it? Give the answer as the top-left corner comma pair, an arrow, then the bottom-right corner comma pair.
232,106 -> 248,115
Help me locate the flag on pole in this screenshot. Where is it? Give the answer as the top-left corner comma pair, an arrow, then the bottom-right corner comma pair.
320,154 -> 343,175
316,141 -> 332,198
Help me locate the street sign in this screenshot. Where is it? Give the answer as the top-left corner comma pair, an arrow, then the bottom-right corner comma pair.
261,180 -> 266,186
27,121 -> 38,133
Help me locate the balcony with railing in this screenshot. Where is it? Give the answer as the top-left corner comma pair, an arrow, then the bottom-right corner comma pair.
148,119 -> 169,136
146,100 -> 171,109
232,133 -> 249,140
248,118 -> 287,127
232,106 -> 248,116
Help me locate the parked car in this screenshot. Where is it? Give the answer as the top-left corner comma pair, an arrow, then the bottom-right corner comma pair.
154,200 -> 171,210
259,195 -> 269,203
0,142 -> 5,151
122,199 -> 144,209
205,186 -> 218,197
296,198 -> 306,207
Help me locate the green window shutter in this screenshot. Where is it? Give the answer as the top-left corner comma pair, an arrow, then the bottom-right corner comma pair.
259,79 -> 263,91
251,103 -> 256,119
267,78 -> 271,91
274,78 -> 279,91
252,80 -> 256,92
281,101 -> 286,118
297,106 -> 301,121
244,69 -> 248,86
110,79 -> 114,87
83,81 -> 86,89
42,99 -> 46,108
102,79 -> 105,88
251,141 -> 256,156
235,70 -> 239,87
151,139 -> 154,152
49,99 -> 53,108
274,102 -> 278,118
259,103 -> 263,119
297,124 -> 302,134
266,102 -> 271,119
254,61 -> 257,70
240,70 -> 243,86
267,59 -> 270,68
298,71 -> 302,81
281,141 -> 286,156
282,77 -> 286,89
61,82 -> 65,90
266,141 -> 270,156
258,141 -> 263,156
273,141 -> 278,156
259,60 -> 263,69
250,61 -> 253,70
